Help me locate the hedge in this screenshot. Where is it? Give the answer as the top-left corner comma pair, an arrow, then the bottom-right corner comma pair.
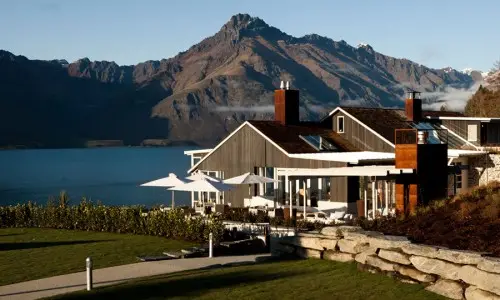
0,196 -> 225,243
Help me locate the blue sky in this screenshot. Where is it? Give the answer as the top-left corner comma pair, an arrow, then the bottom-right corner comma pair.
0,0 -> 498,71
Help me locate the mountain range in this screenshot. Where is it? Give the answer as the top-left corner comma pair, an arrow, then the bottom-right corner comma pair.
0,13 -> 480,148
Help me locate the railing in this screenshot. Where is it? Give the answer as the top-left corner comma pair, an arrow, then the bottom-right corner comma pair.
395,129 -> 417,144
395,128 -> 448,145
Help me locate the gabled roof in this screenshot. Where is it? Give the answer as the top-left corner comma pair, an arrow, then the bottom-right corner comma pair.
327,106 -> 478,150
339,107 -> 413,144
187,120 -> 358,173
248,120 -> 358,153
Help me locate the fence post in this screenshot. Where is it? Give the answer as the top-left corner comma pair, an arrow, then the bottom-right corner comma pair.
209,232 -> 213,258
86,257 -> 93,291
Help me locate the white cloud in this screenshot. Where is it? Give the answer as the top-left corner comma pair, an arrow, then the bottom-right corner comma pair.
421,82 -> 482,111
213,105 -> 274,112
342,99 -> 366,107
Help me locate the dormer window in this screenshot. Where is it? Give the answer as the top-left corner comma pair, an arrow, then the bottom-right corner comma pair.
337,116 -> 344,133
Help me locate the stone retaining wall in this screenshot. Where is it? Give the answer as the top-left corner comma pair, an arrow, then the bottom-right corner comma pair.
272,226 -> 500,300
469,154 -> 500,187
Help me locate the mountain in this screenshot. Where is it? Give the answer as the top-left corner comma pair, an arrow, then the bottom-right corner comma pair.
465,70 -> 500,117
0,13 -> 476,148
461,68 -> 485,82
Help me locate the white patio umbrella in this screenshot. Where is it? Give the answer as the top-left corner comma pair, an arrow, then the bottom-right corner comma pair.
168,178 -> 234,211
223,172 -> 280,199
168,178 -> 234,193
186,170 -> 220,182
140,173 -> 186,208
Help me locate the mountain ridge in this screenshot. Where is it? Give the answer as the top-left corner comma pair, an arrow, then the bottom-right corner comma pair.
0,13 -> 477,149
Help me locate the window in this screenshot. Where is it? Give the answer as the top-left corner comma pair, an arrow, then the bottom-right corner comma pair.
337,116 -> 345,133
193,157 -> 201,166
455,163 -> 462,189
265,167 -> 275,197
255,167 -> 276,197
202,171 -> 218,202
467,124 -> 478,142
299,135 -> 338,152
321,177 -> 331,200
277,175 -> 286,203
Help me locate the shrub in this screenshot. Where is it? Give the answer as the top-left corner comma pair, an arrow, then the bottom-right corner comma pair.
358,181 -> 500,256
0,198 -> 224,243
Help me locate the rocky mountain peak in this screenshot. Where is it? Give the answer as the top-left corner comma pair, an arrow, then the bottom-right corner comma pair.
223,13 -> 267,31
217,13 -> 288,43
357,42 -> 374,53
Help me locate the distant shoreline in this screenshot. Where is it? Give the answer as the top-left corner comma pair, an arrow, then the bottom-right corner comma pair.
0,141 -> 203,151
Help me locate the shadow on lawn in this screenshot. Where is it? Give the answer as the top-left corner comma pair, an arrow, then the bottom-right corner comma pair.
0,233 -> 23,237
0,240 -> 114,251
54,266 -> 306,300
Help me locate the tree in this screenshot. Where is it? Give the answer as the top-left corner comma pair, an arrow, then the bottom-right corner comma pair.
440,103 -> 448,111
490,59 -> 500,73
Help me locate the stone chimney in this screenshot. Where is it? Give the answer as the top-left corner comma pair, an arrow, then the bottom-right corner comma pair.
275,81 -> 299,125
405,90 -> 422,123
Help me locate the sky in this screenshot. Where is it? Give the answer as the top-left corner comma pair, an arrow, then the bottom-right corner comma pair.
0,0 -> 498,72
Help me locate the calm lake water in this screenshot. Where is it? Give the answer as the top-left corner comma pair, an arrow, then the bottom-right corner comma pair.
0,147 -> 196,207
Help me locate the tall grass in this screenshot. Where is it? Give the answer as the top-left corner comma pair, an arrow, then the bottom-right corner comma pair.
0,193 -> 224,243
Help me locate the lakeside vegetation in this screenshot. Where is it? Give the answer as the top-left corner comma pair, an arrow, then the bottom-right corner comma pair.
0,228 -> 194,286
47,259 -> 445,300
0,194 -> 225,243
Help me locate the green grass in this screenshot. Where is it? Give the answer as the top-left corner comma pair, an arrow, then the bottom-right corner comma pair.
48,259 -> 446,300
0,228 -> 195,286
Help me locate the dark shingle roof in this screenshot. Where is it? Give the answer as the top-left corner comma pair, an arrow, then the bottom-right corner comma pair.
339,107 -> 465,144
248,120 -> 358,153
340,107 -> 413,143
422,111 -> 465,118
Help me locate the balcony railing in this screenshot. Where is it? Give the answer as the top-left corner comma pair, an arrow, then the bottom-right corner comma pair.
395,128 -> 448,145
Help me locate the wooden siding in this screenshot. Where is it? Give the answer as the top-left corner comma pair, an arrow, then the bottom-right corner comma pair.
196,124 -> 348,207
441,120 -> 481,146
329,112 -> 394,152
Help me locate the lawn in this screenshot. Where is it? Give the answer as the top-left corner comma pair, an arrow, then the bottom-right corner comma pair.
48,259 -> 446,300
0,228 -> 195,286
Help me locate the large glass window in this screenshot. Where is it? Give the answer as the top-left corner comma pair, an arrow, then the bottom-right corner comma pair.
265,167 -> 275,197
193,157 -> 201,166
309,178 -> 319,206
277,175 -> 286,204
321,177 -> 331,200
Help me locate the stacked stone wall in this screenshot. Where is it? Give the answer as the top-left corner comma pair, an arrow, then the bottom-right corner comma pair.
272,226 -> 500,300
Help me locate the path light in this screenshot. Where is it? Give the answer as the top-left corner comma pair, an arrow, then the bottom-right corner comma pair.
86,257 -> 93,291
209,233 -> 213,258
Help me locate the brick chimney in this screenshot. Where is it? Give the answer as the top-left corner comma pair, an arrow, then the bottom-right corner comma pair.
405,90 -> 422,123
274,81 -> 299,125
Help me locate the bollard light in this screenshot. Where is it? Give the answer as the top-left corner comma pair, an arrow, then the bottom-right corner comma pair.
209,232 -> 213,258
86,257 -> 93,291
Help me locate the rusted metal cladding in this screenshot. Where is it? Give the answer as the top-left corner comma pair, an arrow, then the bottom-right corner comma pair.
395,183 -> 405,214
405,98 -> 422,122
395,144 -> 418,169
274,89 -> 299,125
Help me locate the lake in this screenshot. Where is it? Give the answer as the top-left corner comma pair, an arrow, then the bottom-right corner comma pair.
0,147 -> 197,207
